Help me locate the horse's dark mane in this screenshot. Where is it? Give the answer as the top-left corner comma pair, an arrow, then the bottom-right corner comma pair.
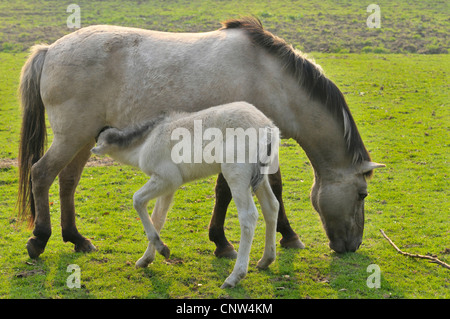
221,17 -> 372,174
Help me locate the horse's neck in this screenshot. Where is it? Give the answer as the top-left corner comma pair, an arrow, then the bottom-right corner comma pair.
254,75 -> 351,176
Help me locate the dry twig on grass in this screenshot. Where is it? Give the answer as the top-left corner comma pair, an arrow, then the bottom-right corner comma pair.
380,229 -> 450,270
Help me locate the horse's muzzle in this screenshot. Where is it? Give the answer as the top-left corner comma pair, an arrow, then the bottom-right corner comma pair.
329,238 -> 362,253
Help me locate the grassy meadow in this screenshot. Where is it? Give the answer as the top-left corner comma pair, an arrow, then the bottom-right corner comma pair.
0,0 -> 449,299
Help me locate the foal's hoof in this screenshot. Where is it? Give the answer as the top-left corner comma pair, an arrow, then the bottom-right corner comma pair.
159,245 -> 170,259
26,237 -> 46,259
280,235 -> 305,249
135,257 -> 151,268
256,257 -> 275,270
214,245 -> 238,259
74,239 -> 97,253
220,281 -> 235,289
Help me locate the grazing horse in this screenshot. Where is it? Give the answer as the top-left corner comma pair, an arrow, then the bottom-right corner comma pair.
17,17 -> 384,260
91,102 -> 280,288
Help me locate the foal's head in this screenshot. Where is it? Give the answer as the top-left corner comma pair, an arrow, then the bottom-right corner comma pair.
92,118 -> 164,156
91,127 -> 122,156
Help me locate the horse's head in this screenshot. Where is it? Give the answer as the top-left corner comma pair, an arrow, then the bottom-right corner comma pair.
310,161 -> 385,253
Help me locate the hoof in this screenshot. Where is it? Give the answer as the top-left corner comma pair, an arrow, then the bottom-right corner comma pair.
256,257 -> 275,270
159,245 -> 170,259
220,281 -> 235,289
26,237 -> 46,259
74,239 -> 97,253
135,258 -> 150,268
280,235 -> 305,249
214,245 -> 238,259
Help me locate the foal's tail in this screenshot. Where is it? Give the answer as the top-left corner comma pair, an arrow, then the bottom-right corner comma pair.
17,44 -> 49,228
250,126 -> 280,191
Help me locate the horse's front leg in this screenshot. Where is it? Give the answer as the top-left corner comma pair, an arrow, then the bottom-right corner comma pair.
269,170 -> 305,249
208,173 -> 238,259
134,175 -> 178,268
136,192 -> 174,266
60,141 -> 97,252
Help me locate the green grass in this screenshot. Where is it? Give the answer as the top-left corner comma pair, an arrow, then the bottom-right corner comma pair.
0,0 -> 448,53
0,0 -> 449,299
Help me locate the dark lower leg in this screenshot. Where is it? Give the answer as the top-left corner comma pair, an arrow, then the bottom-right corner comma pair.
209,173 -> 237,258
27,190 -> 51,259
269,170 -> 305,249
59,141 -> 96,252
27,143 -> 66,259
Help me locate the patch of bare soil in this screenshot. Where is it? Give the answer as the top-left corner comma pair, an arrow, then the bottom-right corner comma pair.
0,156 -> 117,169
0,158 -> 17,169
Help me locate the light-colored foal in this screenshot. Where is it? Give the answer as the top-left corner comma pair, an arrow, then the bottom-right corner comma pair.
92,102 -> 280,288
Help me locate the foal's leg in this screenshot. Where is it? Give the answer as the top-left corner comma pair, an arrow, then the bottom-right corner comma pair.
133,175 -> 179,268
254,178 -> 279,269
219,164 -> 259,288
136,192 -> 174,267
59,141 -> 97,253
221,185 -> 258,289
27,136 -> 89,259
209,169 -> 304,260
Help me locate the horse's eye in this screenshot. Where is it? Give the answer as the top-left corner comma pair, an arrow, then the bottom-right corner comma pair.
359,192 -> 368,201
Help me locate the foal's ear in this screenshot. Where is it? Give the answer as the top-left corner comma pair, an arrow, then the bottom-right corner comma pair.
359,161 -> 386,175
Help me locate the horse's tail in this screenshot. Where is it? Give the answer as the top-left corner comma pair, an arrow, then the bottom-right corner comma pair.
250,125 -> 280,191
17,44 -> 49,228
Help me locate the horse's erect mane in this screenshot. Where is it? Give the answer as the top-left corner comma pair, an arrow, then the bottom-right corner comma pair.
220,17 -> 372,171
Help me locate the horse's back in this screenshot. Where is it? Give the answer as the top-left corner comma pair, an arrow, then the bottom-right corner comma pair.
39,25 -> 257,131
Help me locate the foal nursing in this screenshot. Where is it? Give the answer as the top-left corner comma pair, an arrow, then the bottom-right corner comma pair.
92,102 -> 280,288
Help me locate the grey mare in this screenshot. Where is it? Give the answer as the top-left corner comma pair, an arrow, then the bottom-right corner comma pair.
17,17 -> 384,260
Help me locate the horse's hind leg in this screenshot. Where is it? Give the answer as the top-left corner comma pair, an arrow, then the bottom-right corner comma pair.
221,183 -> 258,289
60,141 -> 96,253
27,136 -> 91,259
254,177 -> 279,269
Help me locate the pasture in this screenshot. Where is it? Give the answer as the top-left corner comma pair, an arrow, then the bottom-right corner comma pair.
0,0 -> 449,299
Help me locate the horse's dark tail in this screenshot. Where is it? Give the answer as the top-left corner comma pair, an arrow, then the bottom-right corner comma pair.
17,44 -> 48,228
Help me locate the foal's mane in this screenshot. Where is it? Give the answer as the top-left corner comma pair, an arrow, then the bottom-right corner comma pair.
103,114 -> 166,148
220,17 -> 372,173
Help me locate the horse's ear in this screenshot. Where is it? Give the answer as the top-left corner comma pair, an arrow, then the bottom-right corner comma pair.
359,161 -> 385,175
